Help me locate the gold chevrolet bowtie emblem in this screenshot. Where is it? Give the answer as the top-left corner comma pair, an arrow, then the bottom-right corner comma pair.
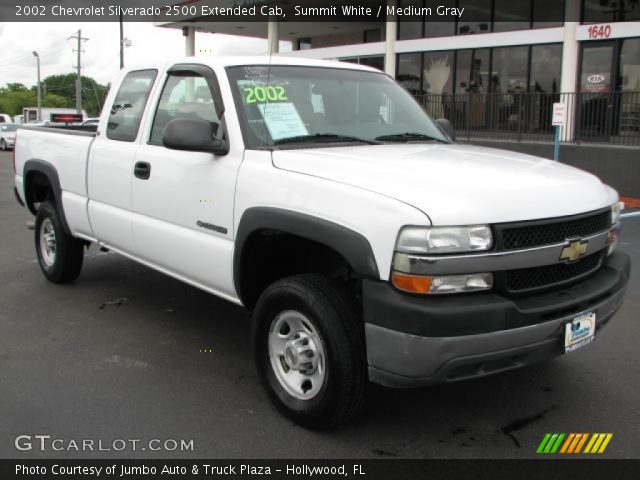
560,240 -> 588,262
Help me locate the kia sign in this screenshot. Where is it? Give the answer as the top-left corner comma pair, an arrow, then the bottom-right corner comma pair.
581,72 -> 610,93
587,74 -> 606,84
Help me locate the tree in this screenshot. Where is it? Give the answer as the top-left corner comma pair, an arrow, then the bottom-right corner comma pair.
38,73 -> 109,117
0,88 -> 68,117
3,83 -> 29,93
1,73 -> 108,118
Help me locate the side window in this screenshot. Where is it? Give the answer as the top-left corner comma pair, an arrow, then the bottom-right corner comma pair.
107,69 -> 157,142
150,74 -> 221,144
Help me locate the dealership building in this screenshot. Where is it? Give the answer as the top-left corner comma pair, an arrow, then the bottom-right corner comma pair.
157,0 -> 640,196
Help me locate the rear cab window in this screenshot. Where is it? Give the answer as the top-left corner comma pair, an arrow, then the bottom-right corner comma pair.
107,69 -> 157,142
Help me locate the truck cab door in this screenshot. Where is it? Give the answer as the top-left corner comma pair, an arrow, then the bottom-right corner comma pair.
131,64 -> 241,300
88,69 -> 158,254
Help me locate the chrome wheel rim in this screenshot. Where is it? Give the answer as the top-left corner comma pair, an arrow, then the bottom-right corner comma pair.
39,218 -> 57,267
268,310 -> 326,400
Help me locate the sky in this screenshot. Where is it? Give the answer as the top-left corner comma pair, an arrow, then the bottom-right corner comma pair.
0,22 -> 292,88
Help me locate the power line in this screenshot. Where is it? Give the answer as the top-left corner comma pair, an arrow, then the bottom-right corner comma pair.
0,37 -> 70,67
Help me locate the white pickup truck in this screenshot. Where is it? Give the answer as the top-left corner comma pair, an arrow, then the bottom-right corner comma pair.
14,56 -> 630,428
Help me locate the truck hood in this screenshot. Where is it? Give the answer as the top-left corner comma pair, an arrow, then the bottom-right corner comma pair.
272,144 -> 617,225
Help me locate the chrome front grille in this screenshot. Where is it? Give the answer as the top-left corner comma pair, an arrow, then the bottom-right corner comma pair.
498,209 -> 611,251
502,251 -> 605,293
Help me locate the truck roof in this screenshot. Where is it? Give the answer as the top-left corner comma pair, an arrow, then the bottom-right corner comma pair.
125,55 -> 382,75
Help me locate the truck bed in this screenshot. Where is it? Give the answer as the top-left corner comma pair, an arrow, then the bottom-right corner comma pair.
14,125 -> 98,238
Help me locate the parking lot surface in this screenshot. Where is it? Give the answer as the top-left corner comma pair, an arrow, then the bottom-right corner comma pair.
1,151 -> 638,459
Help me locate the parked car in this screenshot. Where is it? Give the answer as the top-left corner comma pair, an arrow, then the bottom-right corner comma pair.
0,123 -> 18,150
13,57 -> 630,428
0,113 -> 12,123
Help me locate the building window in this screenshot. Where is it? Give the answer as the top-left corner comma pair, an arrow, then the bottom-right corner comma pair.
533,0 -> 565,28
424,0 -> 456,38
398,0 -> 424,39
583,0 -> 640,23
580,45 -> 615,92
297,38 -> 311,50
491,46 -> 530,94
457,0 -> 492,35
620,38 -> 640,91
623,0 -> 640,20
397,53 -> 424,95
359,56 -> 385,71
530,44 -> 563,93
364,29 -> 382,43
423,51 -> 454,94
493,0 -> 532,32
454,49 -> 490,93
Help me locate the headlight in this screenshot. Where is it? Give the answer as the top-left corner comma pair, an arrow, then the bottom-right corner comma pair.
608,202 -> 623,256
611,201 -> 623,225
396,225 -> 492,254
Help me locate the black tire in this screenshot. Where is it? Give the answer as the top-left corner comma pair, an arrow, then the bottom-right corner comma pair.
0,139 -> 5,151
35,200 -> 84,283
252,274 -> 367,429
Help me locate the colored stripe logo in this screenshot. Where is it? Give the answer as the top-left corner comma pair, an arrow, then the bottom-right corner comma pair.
537,433 -> 613,454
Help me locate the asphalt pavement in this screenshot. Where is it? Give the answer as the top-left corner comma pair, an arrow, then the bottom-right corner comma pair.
0,150 -> 638,459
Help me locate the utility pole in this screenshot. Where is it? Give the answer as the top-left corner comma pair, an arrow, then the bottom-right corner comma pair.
70,29 -> 88,114
119,14 -> 124,69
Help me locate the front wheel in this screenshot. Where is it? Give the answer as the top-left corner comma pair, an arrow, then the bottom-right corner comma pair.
252,274 -> 367,429
35,200 -> 84,283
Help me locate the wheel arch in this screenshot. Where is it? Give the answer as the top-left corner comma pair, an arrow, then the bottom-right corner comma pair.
234,207 -> 380,309
23,159 -> 71,236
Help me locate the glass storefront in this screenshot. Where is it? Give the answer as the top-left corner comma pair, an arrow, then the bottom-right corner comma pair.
395,43 -> 563,134
397,44 -> 562,96
397,0 -> 565,39
578,38 -> 640,139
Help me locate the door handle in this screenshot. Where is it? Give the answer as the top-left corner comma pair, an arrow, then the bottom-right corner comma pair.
134,161 -> 151,180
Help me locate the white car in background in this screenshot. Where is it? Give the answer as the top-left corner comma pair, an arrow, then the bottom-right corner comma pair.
0,123 -> 18,150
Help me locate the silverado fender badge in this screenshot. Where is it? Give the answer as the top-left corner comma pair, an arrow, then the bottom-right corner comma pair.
560,239 -> 588,262
197,221 -> 228,235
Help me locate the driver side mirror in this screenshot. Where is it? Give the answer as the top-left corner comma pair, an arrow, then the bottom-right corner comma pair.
162,118 -> 229,155
436,118 -> 456,142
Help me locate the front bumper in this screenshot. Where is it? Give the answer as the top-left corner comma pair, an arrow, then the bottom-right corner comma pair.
364,251 -> 630,388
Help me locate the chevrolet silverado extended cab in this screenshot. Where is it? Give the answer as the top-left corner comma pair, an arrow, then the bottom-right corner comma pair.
14,57 -> 630,428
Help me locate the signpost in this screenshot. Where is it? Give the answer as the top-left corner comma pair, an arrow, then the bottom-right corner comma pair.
552,103 -> 566,161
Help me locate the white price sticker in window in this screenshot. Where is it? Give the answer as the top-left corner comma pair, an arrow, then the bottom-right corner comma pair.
257,102 -> 308,141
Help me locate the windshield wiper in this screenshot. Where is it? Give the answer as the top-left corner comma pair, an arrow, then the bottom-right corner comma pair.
375,132 -> 448,143
273,133 -> 381,145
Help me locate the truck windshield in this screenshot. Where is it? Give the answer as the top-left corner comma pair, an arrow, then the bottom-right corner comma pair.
226,65 -> 449,148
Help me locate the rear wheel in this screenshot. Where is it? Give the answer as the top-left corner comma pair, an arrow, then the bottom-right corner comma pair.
35,200 -> 84,283
253,274 -> 367,428
0,139 -> 6,150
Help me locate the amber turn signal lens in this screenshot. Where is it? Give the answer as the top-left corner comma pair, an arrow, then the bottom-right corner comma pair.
392,272 -> 433,294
